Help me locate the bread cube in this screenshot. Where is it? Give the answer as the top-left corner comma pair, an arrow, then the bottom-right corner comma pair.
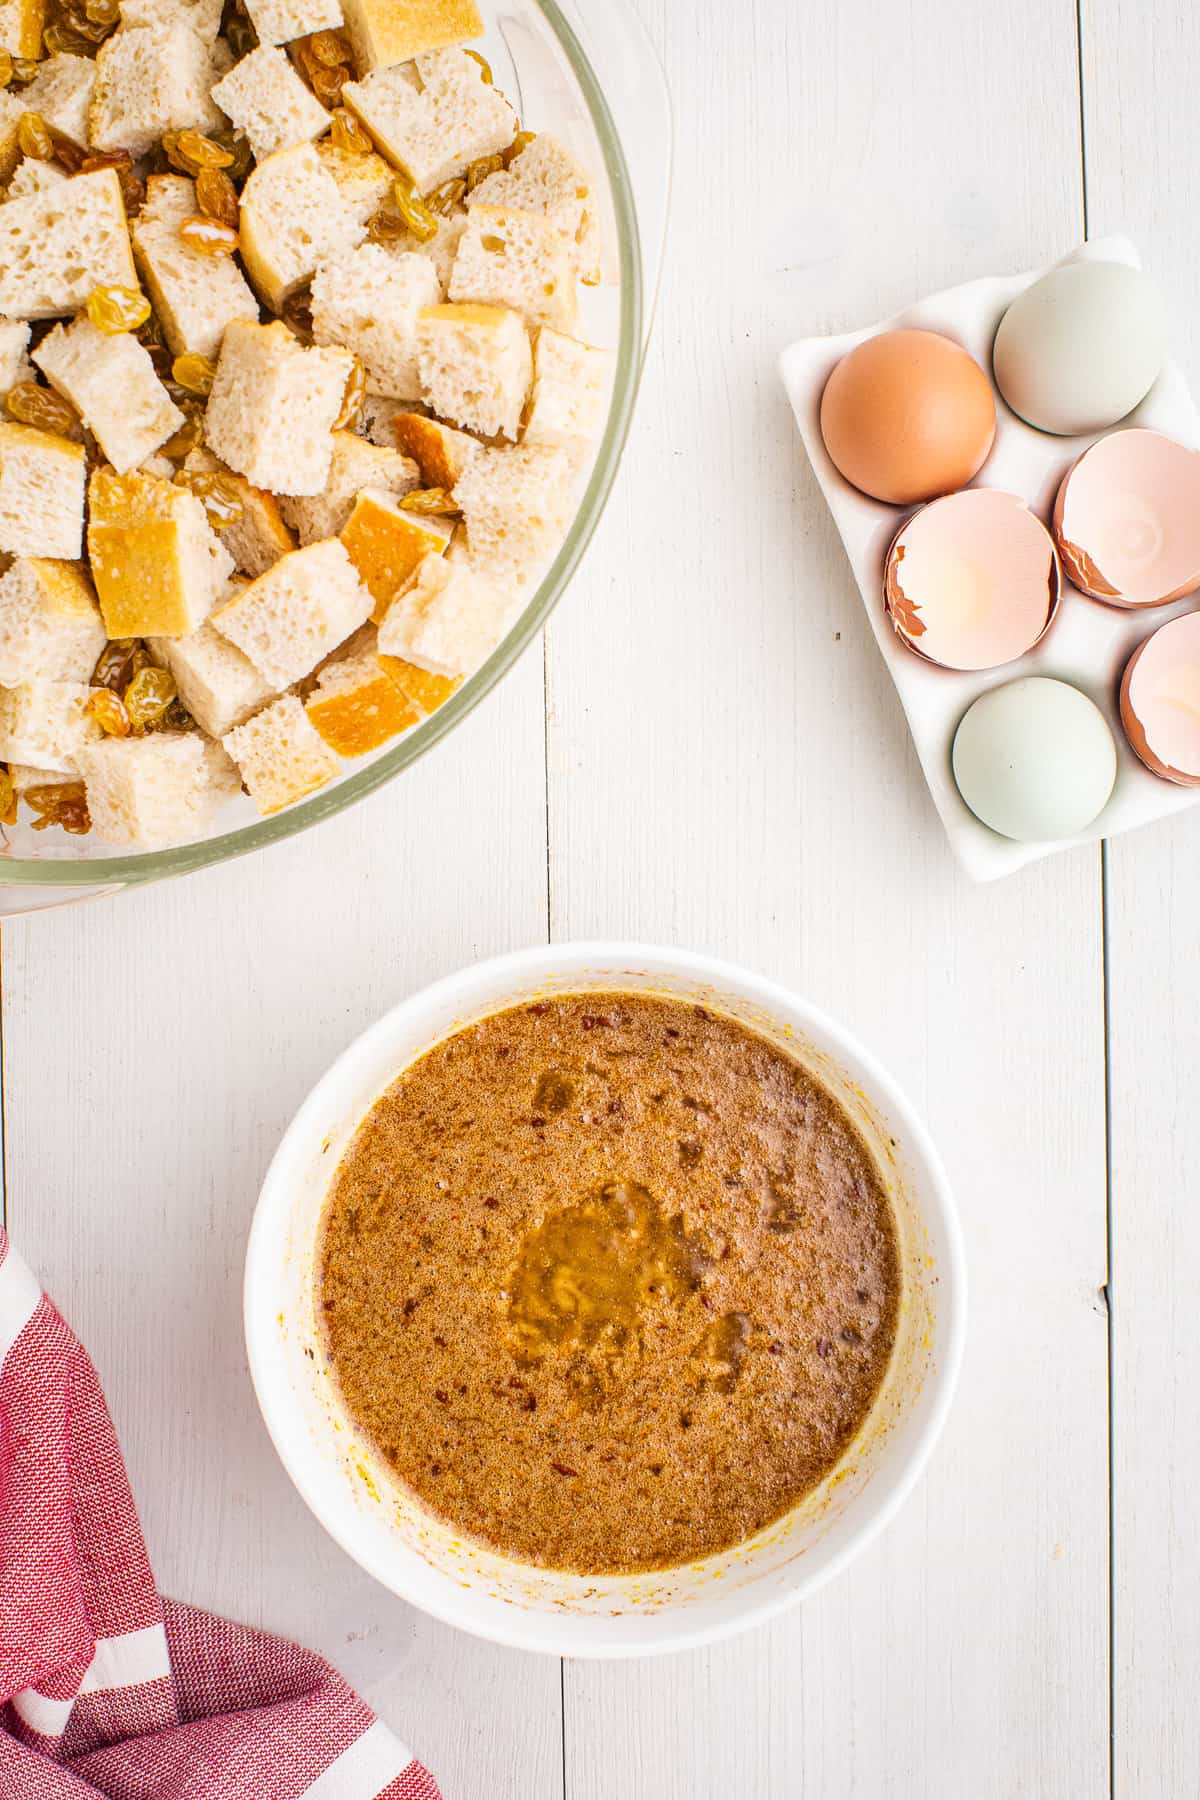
132,175 -> 259,361
223,692 -> 339,813
392,410 -> 481,487
416,301 -> 530,440
339,485 -> 451,617
469,133 -> 601,283
87,466 -> 234,638
376,548 -> 512,678
119,0 -> 224,41
239,142 -> 363,310
91,24 -> 223,158
311,246 -> 439,398
384,209 -> 465,295
449,203 -> 576,332
204,319 -> 353,497
452,442 -> 573,593
278,429 -> 417,543
304,624 -> 417,755
339,0 -> 480,74
211,538 -> 371,687
523,327 -> 610,449
211,44 -> 330,161
22,54 -> 96,147
315,140 -> 393,232
357,391 -> 407,449
34,316 -> 183,475
244,0 -> 341,44
0,91 -> 23,184
0,679 -> 103,771
0,169 -> 137,320
0,0 -> 45,62
76,732 -> 239,847
7,157 -> 68,200
148,619 -> 275,737
10,760 -> 76,791
342,48 -> 517,194
0,557 -> 104,686
0,317 -> 30,388
182,447 -> 295,577
0,424 -> 86,559
376,651 -> 458,718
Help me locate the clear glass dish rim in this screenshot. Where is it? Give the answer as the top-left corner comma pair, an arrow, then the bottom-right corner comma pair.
0,0 -> 645,888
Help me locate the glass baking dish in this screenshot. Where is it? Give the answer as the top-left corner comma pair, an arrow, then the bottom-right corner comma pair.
0,0 -> 670,912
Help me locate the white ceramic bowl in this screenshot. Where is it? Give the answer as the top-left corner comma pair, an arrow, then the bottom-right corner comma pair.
244,944 -> 967,1657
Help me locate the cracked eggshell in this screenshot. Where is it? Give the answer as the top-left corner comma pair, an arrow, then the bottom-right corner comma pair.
1052,428 -> 1200,608
1120,610 -> 1200,785
882,489 -> 1060,671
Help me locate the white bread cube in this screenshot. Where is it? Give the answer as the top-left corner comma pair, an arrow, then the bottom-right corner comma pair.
452,442 -> 573,593
132,175 -> 259,361
0,425 -> 86,559
0,91 -> 23,184
211,44 -> 330,161
7,159 -> 69,200
387,210 -> 465,294
392,410 -> 480,486
449,203 -> 576,332
0,0 -> 44,62
204,319 -> 353,497
0,169 -> 137,320
523,327 -> 610,449
211,537 -> 371,686
87,465 -> 234,637
0,317 -> 30,388
415,301 -> 530,440
339,0 -> 480,74
182,445 -> 295,577
244,0 -> 341,43
0,557 -> 104,685
120,0 -> 224,40
342,49 -> 517,194
377,548 -> 512,677
148,618 -> 275,737
22,54 -> 96,147
315,140 -> 392,232
304,622 -> 418,755
77,732 -> 239,847
357,391 -> 408,449
239,142 -> 363,311
223,692 -> 338,813
311,245 -> 439,398
469,133 -> 601,283
10,761 -> 75,791
91,24 -> 224,159
278,428 -> 417,543
33,316 -> 183,475
0,679 -> 103,771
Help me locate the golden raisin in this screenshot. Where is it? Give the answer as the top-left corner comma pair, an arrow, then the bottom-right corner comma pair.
503,130 -> 536,167
391,178 -> 437,242
178,468 -> 245,529
86,687 -> 131,736
42,19 -> 95,52
427,176 -> 466,215
26,782 -> 91,834
466,152 -> 502,191
215,128 -> 253,184
0,49 -> 13,89
81,148 -> 142,214
179,214 -> 239,256
280,280 -> 314,338
47,127 -> 87,172
463,46 -> 493,82
159,400 -> 204,459
333,356 -> 366,430
171,351 -> 217,396
0,767 -> 15,826
9,57 -> 38,83
86,283 -> 151,333
308,62 -> 346,106
177,128 -> 234,169
6,381 -> 79,437
124,665 -> 177,730
308,26 -> 351,63
329,106 -> 372,156
402,486 -> 459,516
92,638 -> 140,691
366,205 -> 407,244
226,10 -> 256,55
84,0 -> 120,22
18,112 -> 53,161
195,165 -> 239,228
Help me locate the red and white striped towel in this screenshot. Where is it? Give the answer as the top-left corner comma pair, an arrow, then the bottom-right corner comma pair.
0,1232 -> 439,1800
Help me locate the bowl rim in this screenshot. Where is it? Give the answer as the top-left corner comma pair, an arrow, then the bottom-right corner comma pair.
244,941 -> 969,1657
0,0 -> 646,888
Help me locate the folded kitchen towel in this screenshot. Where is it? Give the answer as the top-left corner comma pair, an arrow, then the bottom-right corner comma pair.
0,1231 -> 439,1800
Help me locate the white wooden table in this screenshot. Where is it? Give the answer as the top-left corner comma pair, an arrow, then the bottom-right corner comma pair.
3,0 -> 1197,1792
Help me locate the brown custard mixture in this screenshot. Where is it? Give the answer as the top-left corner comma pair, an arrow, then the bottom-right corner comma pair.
318,994 -> 901,1573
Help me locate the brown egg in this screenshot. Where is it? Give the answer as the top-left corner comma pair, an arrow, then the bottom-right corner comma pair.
1120,610 -> 1200,784
1052,428 -> 1200,608
819,328 -> 996,505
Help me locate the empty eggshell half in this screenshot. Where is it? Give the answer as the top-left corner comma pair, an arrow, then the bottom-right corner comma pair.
1052,428 -> 1200,607
952,677 -> 1117,841
1120,610 -> 1200,785
819,328 -> 996,506
883,489 -> 1061,671
992,261 -> 1167,435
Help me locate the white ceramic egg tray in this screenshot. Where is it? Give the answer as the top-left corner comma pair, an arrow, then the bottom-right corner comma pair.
780,236 -> 1200,882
